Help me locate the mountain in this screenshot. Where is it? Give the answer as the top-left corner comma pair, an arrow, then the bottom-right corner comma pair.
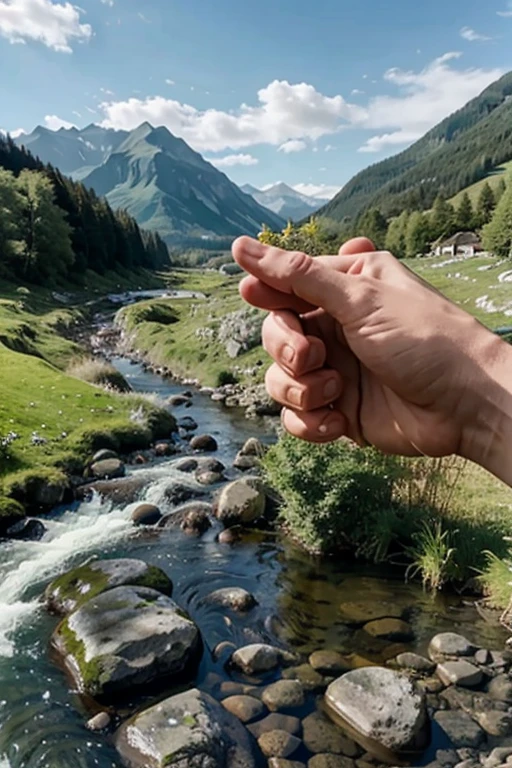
15,123 -> 284,244
319,71 -> 512,224
241,181 -> 331,221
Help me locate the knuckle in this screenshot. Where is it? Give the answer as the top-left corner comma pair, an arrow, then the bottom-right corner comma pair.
288,250 -> 313,276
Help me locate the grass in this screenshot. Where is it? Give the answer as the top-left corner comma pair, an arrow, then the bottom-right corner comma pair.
67,358 -> 131,392
449,160 -> 512,207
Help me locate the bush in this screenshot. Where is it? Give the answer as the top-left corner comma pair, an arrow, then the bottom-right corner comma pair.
262,434 -> 404,558
216,370 -> 239,387
126,302 -> 179,327
67,358 -> 131,393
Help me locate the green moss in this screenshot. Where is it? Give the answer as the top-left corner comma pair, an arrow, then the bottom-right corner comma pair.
3,467 -> 68,508
135,565 -> 173,596
0,496 -> 25,533
56,618 -> 104,694
181,714 -> 197,727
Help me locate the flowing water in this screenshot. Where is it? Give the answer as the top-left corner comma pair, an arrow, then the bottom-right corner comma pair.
0,343 -> 508,767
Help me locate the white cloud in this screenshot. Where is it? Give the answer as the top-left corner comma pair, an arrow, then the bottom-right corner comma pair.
85,106 -> 97,114
100,87 -> 114,96
497,1 -> 512,15
324,144 -> 335,152
460,26 -> 491,42
44,114 -> 76,130
278,139 -> 307,153
358,52 -> 504,152
292,183 -> 340,200
99,80 -> 362,152
138,12 -> 150,23
9,127 -> 26,137
72,110 -> 81,118
101,0 -> 114,5
165,79 -> 175,86
0,0 -> 92,52
207,153 -> 258,168
351,88 -> 364,95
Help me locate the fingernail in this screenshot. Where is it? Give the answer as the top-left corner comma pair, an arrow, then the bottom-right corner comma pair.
282,344 -> 295,364
243,238 -> 266,259
307,346 -> 324,369
323,378 -> 339,400
287,387 -> 303,408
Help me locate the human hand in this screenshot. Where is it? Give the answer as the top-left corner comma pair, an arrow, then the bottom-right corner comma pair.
232,236 -> 512,475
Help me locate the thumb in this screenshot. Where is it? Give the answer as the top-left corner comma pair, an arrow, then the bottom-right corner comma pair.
339,236 -> 375,256
232,236 -> 362,324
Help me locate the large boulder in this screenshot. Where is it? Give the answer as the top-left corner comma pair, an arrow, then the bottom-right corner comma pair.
114,688 -> 256,767
158,501 -> 213,535
75,475 -> 148,505
324,667 -> 429,754
90,458 -> 125,480
216,479 -> 266,526
45,558 -> 173,615
52,585 -> 201,698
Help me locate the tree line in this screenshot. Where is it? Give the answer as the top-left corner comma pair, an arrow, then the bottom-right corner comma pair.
0,134 -> 169,286
262,176 -> 512,259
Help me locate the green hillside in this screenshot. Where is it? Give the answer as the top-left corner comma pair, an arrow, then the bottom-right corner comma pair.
319,71 -> 512,223
449,160 -> 512,207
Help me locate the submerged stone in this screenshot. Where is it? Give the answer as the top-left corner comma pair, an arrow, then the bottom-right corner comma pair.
52,585 -> 200,698
45,558 -> 173,615
204,587 -> 257,612
114,688 -> 256,767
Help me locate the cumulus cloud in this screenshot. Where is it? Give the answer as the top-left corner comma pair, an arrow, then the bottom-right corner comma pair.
278,139 -> 307,153
100,80 -> 362,152
97,53 -> 503,157
0,0 -> 92,52
44,114 -> 76,130
460,26 -> 491,41
207,153 -> 258,168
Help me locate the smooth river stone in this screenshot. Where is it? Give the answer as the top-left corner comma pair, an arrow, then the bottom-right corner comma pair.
204,587 -> 257,612
302,712 -> 359,757
221,695 -> 266,724
428,632 -> 476,662
436,661 -> 483,688
231,644 -> 282,675
258,730 -> 302,759
262,680 -> 305,712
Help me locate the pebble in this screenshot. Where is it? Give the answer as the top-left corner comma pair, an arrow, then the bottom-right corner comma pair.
489,674 -> 512,703
395,652 -> 436,674
248,713 -> 302,739
262,680 -> 305,712
86,712 -> 111,731
205,587 -> 257,612
282,664 -> 327,693
308,757 -> 356,768
221,695 -> 266,724
258,730 -> 302,759
362,618 -> 414,642
436,661 -> 483,688
231,644 -> 282,675
309,651 -> 350,676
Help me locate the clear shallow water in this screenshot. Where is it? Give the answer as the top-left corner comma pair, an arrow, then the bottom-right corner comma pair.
0,359 -> 507,768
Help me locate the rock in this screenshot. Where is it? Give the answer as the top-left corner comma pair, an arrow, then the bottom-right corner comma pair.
483,747 -> 512,768
258,730 -> 302,759
475,649 -> 491,665
395,652 -> 436,674
240,437 -> 266,457
158,501 -> 212,535
308,757 -> 356,768
216,479 -> 266,526
262,680 -> 305,713
302,712 -> 359,757
429,633 -> 476,662
168,395 -> 191,407
164,482 -> 207,506
190,434 -> 218,452
204,587 -> 257,612
6,518 -> 46,541
90,458 -> 125,480
174,458 -> 198,473
222,695 -> 266,723
436,661 -> 483,688
213,641 -> 238,663
154,442 -> 177,457
178,416 -> 198,431
338,601 -> 403,625
76,476 -> 148,506
114,687 -> 256,767
131,503 -> 162,526
233,453 -> 260,471
196,470 -> 224,485
418,677 -> 445,694
92,449 -> 118,463
269,760 -> 306,768
231,644 -> 282,675
309,651 -> 350,677
435,749 -> 459,767
218,528 -> 240,545
45,558 -> 173,615
434,711 -> 485,749
52,585 -> 200,698
488,674 -> 512,703
283,664 -> 327,693
86,711 -> 111,731
475,710 -> 512,737
363,618 -> 414,642
325,667 -> 428,753
248,714 -> 302,740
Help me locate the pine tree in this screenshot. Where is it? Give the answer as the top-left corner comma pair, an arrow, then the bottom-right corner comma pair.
454,192 -> 475,231
385,211 -> 409,259
430,194 -> 455,241
405,212 -> 431,257
357,207 -> 388,249
475,182 -> 496,227
495,178 -> 507,204
482,174 -> 512,257
0,169 -> 24,272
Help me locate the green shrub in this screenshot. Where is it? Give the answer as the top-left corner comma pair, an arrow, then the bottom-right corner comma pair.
262,434 -> 404,557
133,401 -> 177,439
479,549 -> 512,609
67,357 -> 131,393
216,370 -> 239,387
126,302 -> 179,327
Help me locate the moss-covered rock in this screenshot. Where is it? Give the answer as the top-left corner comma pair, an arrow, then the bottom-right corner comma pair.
52,585 -> 201,699
45,558 -> 173,615
4,468 -> 68,513
0,496 -> 25,534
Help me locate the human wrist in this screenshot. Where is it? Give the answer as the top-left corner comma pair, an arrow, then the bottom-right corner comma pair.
459,327 -> 512,485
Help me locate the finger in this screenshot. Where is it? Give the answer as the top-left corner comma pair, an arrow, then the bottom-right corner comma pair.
281,407 -> 347,444
262,311 -> 326,375
232,237 -> 362,324
240,275 -> 316,313
265,363 -> 343,412
339,237 -> 376,255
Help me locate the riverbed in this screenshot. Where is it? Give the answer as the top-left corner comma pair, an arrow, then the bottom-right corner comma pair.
0,356 -> 508,767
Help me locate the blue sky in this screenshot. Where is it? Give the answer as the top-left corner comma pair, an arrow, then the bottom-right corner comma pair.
1,0 -> 511,198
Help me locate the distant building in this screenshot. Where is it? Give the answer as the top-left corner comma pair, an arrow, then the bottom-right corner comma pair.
434,231 -> 483,258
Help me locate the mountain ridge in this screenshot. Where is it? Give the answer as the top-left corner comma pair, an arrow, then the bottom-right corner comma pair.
241,181 -> 330,221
